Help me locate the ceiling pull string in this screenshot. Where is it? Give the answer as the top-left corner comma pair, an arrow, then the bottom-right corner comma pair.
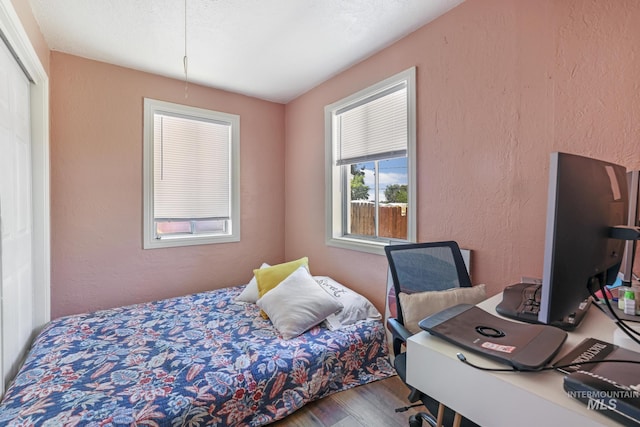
183,0 -> 189,98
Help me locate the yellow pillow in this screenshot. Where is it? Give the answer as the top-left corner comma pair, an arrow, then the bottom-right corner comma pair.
255,257 -> 309,317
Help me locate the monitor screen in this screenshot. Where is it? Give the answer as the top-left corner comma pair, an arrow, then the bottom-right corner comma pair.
538,152 -> 628,327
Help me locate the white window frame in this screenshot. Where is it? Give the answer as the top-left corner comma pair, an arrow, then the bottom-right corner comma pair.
143,98 -> 240,249
325,67 -> 417,255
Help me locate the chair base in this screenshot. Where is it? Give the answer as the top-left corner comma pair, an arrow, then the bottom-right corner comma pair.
409,412 -> 437,427
406,403 -> 467,427
407,387 -> 422,403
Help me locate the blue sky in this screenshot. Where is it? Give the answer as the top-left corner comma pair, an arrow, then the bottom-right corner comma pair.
358,157 -> 407,202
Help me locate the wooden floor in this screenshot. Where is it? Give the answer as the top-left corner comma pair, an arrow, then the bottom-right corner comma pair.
270,375 -> 427,427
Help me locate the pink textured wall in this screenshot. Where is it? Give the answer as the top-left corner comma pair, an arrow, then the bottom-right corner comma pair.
44,0 -> 640,317
50,53 -> 286,318
284,0 -> 640,311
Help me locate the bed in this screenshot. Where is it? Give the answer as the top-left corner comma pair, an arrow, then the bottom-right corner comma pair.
0,272 -> 393,426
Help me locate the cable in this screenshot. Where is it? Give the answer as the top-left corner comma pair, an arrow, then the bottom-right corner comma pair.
395,402 -> 424,413
183,0 -> 189,98
594,281 -> 640,347
456,352 -> 640,373
456,353 -> 516,371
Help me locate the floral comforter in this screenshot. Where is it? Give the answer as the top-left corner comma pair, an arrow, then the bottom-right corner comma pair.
0,286 -> 394,426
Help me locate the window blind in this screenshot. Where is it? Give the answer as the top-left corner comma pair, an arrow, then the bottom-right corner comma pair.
153,113 -> 231,220
336,82 -> 407,166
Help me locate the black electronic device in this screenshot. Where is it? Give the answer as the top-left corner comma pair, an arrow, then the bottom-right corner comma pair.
621,170 -> 639,285
419,304 -> 567,371
499,152 -> 631,329
496,282 -> 590,330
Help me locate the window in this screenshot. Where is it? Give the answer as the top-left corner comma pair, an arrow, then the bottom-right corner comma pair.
143,98 -> 240,249
325,67 -> 416,254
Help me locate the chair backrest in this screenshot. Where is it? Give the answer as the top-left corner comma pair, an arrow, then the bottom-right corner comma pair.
384,241 -> 471,326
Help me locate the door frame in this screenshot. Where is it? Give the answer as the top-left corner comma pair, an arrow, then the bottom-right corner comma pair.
0,0 -> 50,369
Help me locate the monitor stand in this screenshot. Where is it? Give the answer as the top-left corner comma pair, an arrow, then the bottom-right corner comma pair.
496,282 -> 591,331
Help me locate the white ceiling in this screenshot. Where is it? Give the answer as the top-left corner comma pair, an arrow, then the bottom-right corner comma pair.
28,0 -> 463,103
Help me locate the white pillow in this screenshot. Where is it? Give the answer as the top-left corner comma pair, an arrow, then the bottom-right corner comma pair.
235,263 -> 270,303
257,267 -> 343,339
398,284 -> 487,334
314,276 -> 381,330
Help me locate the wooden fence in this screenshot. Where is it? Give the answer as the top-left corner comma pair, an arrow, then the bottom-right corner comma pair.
350,202 -> 407,239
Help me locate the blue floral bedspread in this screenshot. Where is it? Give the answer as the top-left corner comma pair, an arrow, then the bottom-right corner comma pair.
0,286 -> 394,426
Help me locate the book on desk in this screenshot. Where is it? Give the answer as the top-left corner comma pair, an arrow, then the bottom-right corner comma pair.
554,337 -> 640,426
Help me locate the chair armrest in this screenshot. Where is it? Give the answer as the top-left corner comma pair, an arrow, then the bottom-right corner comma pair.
387,317 -> 411,342
387,317 -> 412,356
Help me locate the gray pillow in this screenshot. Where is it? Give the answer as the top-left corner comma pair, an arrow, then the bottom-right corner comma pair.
235,262 -> 270,303
314,276 -> 381,330
257,266 -> 343,339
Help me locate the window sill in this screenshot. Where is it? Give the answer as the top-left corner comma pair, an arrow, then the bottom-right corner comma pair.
143,233 -> 240,249
326,236 -> 401,255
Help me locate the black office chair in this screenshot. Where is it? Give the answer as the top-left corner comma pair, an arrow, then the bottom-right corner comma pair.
385,241 -> 480,427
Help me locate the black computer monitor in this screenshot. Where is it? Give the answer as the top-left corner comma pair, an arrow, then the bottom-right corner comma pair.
538,152 -> 628,328
621,170 -> 639,284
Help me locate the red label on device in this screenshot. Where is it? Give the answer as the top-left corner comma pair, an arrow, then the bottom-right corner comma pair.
481,341 -> 516,353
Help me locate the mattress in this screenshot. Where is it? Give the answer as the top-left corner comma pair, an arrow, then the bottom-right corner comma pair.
0,285 -> 394,426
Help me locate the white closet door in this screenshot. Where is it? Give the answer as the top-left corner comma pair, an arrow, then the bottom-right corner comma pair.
0,36 -> 33,394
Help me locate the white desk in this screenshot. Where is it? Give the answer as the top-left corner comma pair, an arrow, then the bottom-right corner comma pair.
407,294 -> 623,427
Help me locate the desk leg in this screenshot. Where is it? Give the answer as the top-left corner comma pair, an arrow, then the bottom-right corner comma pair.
436,403 -> 445,427
452,412 -> 462,427
436,404 -> 463,427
